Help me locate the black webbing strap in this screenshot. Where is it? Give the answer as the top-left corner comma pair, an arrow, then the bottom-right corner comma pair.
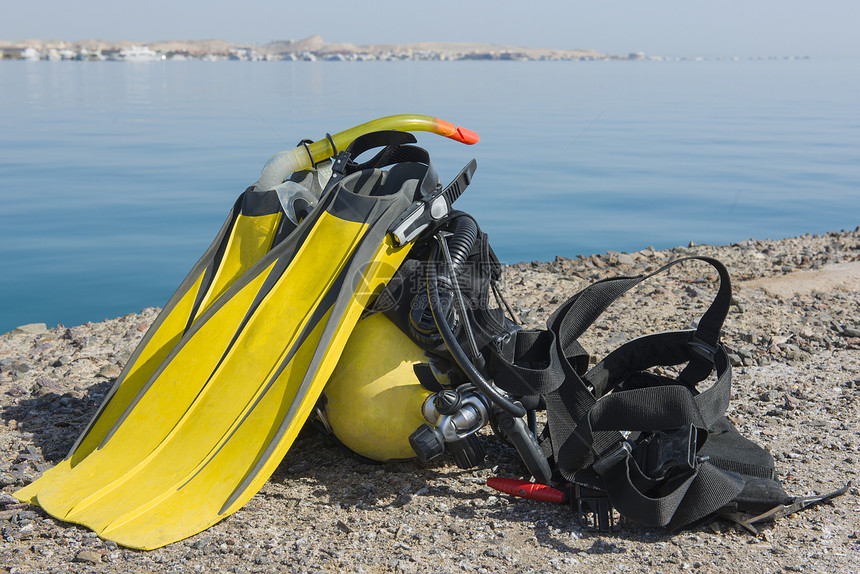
549,274 -> 645,351
345,130 -> 417,160
552,258 -> 745,528
599,455 -> 747,528
350,143 -> 430,174
491,257 -> 730,398
548,256 -> 731,359
564,346 -> 740,525
489,257 -> 731,462
488,256 -> 746,528
678,258 -> 732,386
489,329 -> 566,397
559,340 -> 731,470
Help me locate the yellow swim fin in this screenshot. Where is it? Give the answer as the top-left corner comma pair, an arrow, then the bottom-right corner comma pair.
15,127 -> 478,550
13,170 -> 320,504
17,114 -> 478,502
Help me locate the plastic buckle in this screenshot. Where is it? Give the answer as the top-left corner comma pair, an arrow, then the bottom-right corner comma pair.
633,424 -> 698,480
388,196 -> 448,247
388,159 -> 476,247
572,485 -> 615,532
688,337 -> 718,362
592,440 -> 633,476
330,150 -> 351,176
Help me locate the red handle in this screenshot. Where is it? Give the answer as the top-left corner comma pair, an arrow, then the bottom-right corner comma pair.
486,477 -> 567,503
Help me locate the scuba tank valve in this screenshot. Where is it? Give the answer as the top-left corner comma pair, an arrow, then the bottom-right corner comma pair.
409,388 -> 490,468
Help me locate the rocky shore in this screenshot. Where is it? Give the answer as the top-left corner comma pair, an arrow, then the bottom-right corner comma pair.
2,228 -> 858,573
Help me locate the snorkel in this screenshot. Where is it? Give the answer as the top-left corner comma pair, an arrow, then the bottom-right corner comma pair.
254,114 -> 480,191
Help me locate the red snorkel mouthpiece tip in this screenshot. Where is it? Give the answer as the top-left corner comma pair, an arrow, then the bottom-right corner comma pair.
435,119 -> 480,144
454,126 -> 480,145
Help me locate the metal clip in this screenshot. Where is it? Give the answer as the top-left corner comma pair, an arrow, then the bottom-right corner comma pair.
722,482 -> 851,534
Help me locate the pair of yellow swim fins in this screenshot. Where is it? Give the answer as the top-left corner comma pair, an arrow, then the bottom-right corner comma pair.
15,115 -> 479,549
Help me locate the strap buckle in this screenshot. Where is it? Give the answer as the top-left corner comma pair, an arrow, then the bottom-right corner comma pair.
572,484 -> 616,532
388,159 -> 476,246
330,149 -> 352,176
632,424 -> 699,480
592,439 -> 633,476
688,337 -> 718,362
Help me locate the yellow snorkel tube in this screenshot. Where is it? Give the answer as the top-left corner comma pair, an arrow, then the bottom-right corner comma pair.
255,114 -> 480,191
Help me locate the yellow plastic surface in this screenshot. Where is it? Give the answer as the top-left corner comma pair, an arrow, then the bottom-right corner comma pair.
193,212 -> 282,320
304,114 -> 479,169
324,313 -> 431,461
17,211 -> 411,549
14,115 -> 464,549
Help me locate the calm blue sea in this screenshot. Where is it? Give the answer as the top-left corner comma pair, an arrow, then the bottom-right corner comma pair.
1,59 -> 858,333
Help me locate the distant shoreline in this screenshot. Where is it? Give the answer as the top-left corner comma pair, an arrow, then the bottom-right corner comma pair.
1,35 -> 616,62
1,35 -> 814,63
0,34 -> 820,63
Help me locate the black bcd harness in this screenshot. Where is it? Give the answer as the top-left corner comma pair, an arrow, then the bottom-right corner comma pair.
486,255 -> 848,532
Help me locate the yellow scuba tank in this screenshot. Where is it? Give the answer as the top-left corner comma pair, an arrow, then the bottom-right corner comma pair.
322,155 -> 486,464
323,312 -> 432,462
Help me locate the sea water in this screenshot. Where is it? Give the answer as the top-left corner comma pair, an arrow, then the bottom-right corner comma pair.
1,59 -> 858,332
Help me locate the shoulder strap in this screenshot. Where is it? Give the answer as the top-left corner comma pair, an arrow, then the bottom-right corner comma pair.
491,256 -> 730,405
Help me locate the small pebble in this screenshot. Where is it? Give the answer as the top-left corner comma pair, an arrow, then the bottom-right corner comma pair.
72,549 -> 102,564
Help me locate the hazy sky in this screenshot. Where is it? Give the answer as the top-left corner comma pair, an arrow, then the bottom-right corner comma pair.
4,0 -> 859,58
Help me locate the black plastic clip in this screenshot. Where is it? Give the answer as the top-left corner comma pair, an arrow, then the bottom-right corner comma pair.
633,424 -> 699,480
325,133 -> 338,157
572,485 -> 616,532
592,439 -> 633,476
688,337 -> 718,363
388,158 -> 476,246
330,149 -> 352,177
298,139 -> 317,169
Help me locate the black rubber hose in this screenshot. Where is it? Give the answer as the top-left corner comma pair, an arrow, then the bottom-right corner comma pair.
409,214 -> 478,345
443,215 -> 478,281
427,241 -> 526,418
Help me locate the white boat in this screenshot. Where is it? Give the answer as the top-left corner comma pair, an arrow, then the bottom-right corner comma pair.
114,45 -> 162,61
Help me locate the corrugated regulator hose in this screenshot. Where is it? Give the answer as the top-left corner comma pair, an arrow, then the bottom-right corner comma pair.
427,235 -> 526,418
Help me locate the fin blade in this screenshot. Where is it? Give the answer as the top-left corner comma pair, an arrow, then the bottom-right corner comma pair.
21,211 -> 391,549
192,211 -> 282,321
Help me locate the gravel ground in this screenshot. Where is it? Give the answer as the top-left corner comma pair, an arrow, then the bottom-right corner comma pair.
1,228 -> 858,573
